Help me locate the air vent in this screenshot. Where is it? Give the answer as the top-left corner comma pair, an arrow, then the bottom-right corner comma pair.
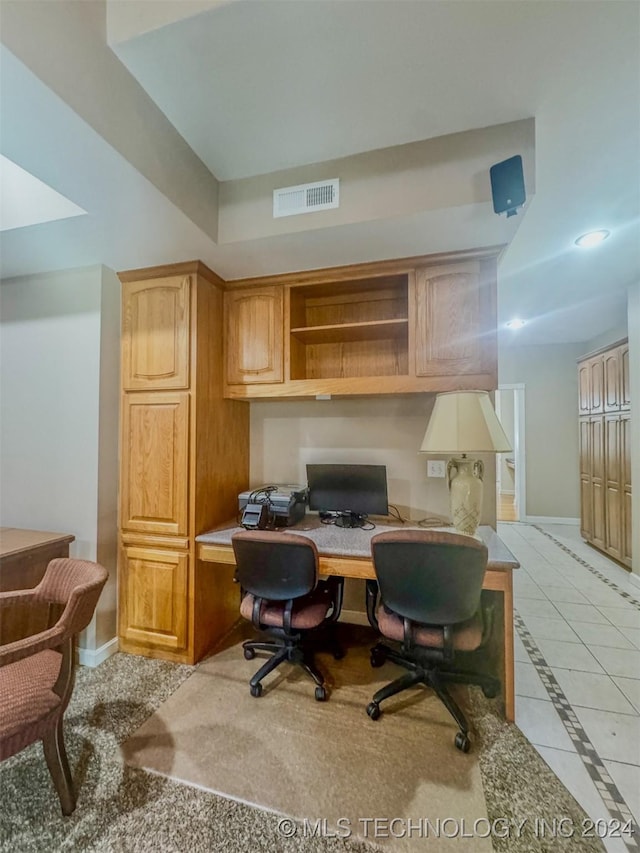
273,179 -> 339,218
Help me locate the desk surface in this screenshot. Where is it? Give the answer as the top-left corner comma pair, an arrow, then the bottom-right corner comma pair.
197,518 -> 519,572
0,527 -> 75,560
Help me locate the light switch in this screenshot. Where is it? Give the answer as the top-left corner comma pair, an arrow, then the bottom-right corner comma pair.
427,459 -> 446,478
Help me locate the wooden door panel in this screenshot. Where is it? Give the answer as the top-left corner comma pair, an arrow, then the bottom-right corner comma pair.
578,363 -> 591,414
121,546 -> 188,650
589,357 -> 604,414
580,477 -> 592,541
591,481 -> 606,550
122,276 -> 191,390
225,287 -> 283,384
603,350 -> 620,412
620,344 -> 631,410
121,392 -> 189,536
579,418 -> 590,478
413,262 -> 489,376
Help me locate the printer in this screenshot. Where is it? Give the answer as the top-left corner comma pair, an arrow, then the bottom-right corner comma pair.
238,484 -> 307,528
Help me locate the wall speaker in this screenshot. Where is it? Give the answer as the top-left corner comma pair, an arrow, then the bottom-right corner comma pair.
490,155 -> 525,217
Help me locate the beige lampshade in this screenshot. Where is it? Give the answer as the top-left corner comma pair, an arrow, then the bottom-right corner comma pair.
420,390 -> 512,454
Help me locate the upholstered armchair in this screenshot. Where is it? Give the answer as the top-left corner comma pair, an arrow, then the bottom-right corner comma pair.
0,558 -> 108,814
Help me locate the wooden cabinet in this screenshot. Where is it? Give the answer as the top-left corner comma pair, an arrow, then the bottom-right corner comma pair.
578,339 -> 631,568
413,261 -> 493,377
122,276 -> 190,390
120,392 -> 189,536
118,262 -> 249,663
224,286 -> 283,384
223,250 -> 498,399
120,546 -> 188,651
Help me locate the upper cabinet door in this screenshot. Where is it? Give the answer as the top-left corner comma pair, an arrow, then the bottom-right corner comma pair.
589,356 -> 604,413
225,286 -> 283,384
603,349 -> 620,411
413,261 -> 492,377
122,276 -> 191,390
620,343 -> 631,410
578,362 -> 591,414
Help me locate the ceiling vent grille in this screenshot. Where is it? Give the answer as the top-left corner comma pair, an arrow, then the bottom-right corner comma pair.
273,179 -> 339,218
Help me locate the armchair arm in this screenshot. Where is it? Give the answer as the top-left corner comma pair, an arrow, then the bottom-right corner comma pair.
0,622 -> 66,668
0,588 -> 39,609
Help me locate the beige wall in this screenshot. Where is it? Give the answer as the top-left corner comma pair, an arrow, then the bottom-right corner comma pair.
499,343 -> 584,519
250,395 -> 497,615
219,119 -> 534,244
0,265 -> 120,657
582,322 -> 628,355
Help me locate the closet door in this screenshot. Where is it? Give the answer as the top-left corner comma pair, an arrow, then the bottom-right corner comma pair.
604,415 -> 622,561
590,416 -> 605,550
579,418 -> 592,541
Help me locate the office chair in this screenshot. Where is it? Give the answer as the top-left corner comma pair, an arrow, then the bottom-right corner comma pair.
232,530 -> 344,701
0,558 -> 108,813
365,530 -> 499,752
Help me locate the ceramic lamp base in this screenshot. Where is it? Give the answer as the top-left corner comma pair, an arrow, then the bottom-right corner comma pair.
447,456 -> 484,536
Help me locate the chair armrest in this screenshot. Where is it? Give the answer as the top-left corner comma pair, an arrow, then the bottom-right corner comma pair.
365,580 -> 379,630
0,622 -> 65,667
0,588 -> 38,609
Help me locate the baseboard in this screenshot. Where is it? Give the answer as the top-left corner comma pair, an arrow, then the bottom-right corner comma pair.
524,516 -> 580,526
78,636 -> 119,668
338,609 -> 369,627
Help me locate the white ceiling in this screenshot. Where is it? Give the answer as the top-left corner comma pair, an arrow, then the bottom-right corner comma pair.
1,0 -> 639,347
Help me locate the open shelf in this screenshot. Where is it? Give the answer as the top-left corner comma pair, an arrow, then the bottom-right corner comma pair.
290,318 -> 408,345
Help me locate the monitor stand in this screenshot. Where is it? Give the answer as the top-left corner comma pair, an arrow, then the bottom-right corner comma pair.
335,511 -> 367,529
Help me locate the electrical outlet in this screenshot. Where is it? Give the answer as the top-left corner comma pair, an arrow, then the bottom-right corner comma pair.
427,459 -> 446,478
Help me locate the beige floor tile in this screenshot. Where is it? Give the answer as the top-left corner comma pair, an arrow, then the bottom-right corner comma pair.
550,668 -> 637,715
515,662 -> 550,701
541,585 -> 590,605
515,598 -> 563,619
588,646 -> 640,680
521,615 -> 580,643
611,677 -> 640,713
552,602 -> 611,625
567,621 -> 636,650
534,746 -> 630,853
602,759 -> 640,824
573,706 -> 640,765
597,607 -> 640,630
619,627 -> 640,650
534,638 -> 604,673
515,696 -> 575,752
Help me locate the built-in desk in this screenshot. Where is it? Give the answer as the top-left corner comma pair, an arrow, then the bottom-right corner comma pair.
0,527 -> 75,643
197,519 -> 519,721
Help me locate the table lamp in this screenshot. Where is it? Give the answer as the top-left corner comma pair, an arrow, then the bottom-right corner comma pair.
419,390 -> 512,536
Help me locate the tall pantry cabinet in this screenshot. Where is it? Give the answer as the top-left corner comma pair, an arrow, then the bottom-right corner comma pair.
118,262 -> 249,664
578,340 -> 632,568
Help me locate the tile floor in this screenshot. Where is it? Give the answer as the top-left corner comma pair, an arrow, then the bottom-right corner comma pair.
498,522 -> 640,853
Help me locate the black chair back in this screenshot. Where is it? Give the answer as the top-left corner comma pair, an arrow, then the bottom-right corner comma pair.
232,531 -> 319,601
371,530 -> 488,625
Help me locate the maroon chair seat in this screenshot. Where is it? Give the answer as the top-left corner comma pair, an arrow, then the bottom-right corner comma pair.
0,558 -> 108,814
377,606 -> 484,652
240,588 -> 331,630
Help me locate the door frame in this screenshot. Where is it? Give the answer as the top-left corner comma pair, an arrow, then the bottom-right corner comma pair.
496,384 -> 527,520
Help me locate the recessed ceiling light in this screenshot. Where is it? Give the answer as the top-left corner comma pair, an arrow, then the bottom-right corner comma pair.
505,318 -> 526,330
574,229 -> 610,248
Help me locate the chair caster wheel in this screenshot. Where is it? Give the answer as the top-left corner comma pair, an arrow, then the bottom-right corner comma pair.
482,683 -> 499,699
250,683 -> 263,698
370,649 -> 386,668
244,647 -> 256,660
455,732 -> 470,752
367,701 -> 381,721
315,686 -> 328,702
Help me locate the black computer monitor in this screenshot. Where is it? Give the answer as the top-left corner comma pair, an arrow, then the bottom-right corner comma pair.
306,464 -> 388,528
